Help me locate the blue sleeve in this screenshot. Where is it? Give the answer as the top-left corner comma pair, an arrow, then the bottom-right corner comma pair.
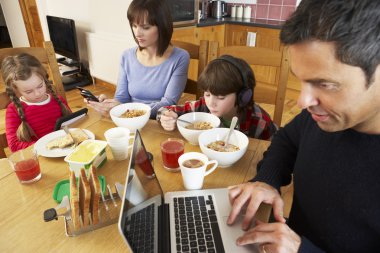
149,49 -> 190,117
115,50 -> 132,103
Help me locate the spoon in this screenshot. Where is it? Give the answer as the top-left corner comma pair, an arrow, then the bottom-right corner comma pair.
223,116 -> 238,148
177,118 -> 193,125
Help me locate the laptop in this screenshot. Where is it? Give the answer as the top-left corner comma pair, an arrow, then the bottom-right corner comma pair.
118,130 -> 259,253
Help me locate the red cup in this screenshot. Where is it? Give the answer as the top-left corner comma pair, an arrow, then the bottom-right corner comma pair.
9,148 -> 41,183
160,138 -> 185,172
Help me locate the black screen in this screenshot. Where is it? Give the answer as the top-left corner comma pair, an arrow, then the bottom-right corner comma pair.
46,15 -> 80,61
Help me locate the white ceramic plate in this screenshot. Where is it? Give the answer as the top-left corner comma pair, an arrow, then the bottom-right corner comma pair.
34,128 -> 95,157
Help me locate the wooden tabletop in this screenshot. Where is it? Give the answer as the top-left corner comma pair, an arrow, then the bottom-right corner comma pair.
0,111 -> 270,253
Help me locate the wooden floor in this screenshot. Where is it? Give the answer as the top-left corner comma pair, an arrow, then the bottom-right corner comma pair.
66,83 -> 297,217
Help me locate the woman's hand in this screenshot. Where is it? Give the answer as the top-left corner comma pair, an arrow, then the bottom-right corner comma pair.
228,182 -> 286,230
238,220 -> 301,253
160,110 -> 178,131
86,94 -> 121,117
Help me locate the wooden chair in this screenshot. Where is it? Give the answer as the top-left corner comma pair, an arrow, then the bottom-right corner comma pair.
208,41 -> 290,127
171,40 -> 209,99
0,41 -> 65,158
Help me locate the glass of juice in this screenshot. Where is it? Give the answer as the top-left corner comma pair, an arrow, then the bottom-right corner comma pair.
160,138 -> 185,172
9,147 -> 41,183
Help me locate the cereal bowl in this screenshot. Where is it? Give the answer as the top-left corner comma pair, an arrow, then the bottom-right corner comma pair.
198,128 -> 249,167
110,103 -> 151,132
177,112 -> 221,145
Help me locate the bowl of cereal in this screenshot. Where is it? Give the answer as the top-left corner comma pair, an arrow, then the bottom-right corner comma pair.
198,128 -> 248,167
110,103 -> 151,131
177,112 -> 220,145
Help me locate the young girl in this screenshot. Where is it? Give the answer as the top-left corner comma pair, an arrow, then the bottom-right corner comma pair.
157,55 -> 278,140
2,53 -> 71,152
87,0 -> 190,118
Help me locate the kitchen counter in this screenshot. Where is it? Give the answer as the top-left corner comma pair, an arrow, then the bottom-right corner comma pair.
197,17 -> 284,29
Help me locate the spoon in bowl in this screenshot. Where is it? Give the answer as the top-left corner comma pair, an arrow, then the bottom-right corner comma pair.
223,116 -> 238,148
177,118 -> 193,125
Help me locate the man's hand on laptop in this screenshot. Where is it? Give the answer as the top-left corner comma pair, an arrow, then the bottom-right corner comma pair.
236,220 -> 301,253
227,182 -> 286,230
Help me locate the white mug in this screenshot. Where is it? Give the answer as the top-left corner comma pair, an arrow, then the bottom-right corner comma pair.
104,127 -> 134,160
178,152 -> 218,190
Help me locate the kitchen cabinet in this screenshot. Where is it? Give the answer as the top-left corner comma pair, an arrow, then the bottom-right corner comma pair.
173,25 -> 225,47
195,25 -> 225,47
224,24 -> 300,100
173,23 -> 301,100
224,24 -> 282,51
172,25 -> 225,83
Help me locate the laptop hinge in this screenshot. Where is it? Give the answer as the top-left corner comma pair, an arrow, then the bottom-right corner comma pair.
158,203 -> 170,253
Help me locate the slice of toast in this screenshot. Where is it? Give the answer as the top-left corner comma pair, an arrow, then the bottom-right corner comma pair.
69,171 -> 80,230
89,166 -> 101,225
46,133 -> 74,150
79,169 -> 91,227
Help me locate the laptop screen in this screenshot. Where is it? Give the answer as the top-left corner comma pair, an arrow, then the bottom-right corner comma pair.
118,130 -> 164,252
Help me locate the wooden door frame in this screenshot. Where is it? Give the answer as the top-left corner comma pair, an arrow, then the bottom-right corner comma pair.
18,0 -> 44,47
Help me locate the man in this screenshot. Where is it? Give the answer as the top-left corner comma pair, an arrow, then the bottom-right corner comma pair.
227,0 -> 380,252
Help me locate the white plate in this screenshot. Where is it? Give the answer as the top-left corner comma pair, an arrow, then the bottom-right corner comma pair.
34,128 -> 95,157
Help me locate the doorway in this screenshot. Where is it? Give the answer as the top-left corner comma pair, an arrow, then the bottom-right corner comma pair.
0,4 -> 12,48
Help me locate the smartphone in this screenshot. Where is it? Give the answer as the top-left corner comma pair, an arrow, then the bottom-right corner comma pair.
76,86 -> 99,102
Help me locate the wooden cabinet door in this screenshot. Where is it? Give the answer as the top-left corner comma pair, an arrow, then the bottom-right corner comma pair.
195,25 -> 225,47
225,24 -> 282,51
172,27 -> 196,44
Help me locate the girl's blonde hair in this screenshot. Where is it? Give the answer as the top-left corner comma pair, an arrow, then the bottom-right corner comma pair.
1,53 -> 71,142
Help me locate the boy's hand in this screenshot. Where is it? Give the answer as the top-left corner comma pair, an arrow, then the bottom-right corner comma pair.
160,110 -> 178,131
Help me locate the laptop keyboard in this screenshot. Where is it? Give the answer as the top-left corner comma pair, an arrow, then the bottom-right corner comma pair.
125,203 -> 155,253
174,195 -> 225,253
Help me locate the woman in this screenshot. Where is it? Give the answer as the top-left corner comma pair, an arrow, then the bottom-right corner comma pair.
87,0 -> 190,118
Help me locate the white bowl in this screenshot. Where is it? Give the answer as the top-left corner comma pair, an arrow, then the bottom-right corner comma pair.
177,112 -> 221,145
110,103 -> 151,132
198,128 -> 249,168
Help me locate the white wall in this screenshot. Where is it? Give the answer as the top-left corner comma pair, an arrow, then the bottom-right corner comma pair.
0,0 -> 29,47
1,0 -> 135,84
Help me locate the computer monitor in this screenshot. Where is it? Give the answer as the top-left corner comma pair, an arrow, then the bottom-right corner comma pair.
46,15 -> 80,63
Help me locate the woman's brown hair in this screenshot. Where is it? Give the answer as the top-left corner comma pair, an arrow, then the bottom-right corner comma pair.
127,0 -> 173,56
1,53 -> 71,142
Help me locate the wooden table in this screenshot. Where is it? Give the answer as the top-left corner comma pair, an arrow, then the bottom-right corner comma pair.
0,112 -> 270,253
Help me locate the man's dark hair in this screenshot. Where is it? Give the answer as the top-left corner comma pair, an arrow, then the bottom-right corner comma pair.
280,0 -> 380,85
127,0 -> 173,56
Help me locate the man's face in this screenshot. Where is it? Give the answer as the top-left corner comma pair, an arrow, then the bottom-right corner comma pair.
290,40 -> 380,133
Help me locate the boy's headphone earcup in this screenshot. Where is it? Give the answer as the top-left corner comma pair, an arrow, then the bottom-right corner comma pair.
238,88 -> 253,107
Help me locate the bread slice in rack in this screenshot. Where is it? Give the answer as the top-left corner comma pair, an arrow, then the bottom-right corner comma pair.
89,166 -> 101,225
79,169 -> 91,227
69,171 -> 80,230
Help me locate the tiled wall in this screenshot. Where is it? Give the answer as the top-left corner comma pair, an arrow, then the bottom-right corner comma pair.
229,0 -> 297,21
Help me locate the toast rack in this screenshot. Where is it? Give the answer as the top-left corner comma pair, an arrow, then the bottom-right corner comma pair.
43,182 -> 124,236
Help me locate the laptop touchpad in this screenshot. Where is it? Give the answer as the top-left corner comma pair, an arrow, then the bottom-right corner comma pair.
221,216 -> 259,253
